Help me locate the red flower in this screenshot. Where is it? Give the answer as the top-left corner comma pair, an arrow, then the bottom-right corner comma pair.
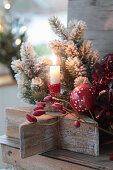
34,106 -> 44,111
52,102 -> 63,110
43,96 -> 54,102
73,121 -> 80,128
59,110 -> 66,114
110,154 -> 113,161
33,110 -> 45,116
37,102 -> 46,107
26,114 -> 37,122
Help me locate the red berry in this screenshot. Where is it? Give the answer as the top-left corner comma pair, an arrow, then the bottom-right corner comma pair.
26,114 -> 37,122
52,102 -> 63,110
59,110 -> 66,114
33,110 -> 45,116
43,96 -> 53,102
73,121 -> 80,128
110,154 -> 113,161
34,106 -> 44,111
37,102 -> 46,107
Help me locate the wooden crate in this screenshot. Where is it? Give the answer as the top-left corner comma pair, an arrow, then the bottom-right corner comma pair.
6,106 -> 56,138
5,107 -> 99,158
6,107 -> 34,138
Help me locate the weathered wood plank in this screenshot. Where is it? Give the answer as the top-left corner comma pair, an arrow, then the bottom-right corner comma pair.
19,112 -> 99,158
0,135 -> 19,149
6,107 -> 34,124
42,149 -> 113,170
5,107 -> 99,157
6,107 -> 57,138
0,136 -> 113,169
6,107 -> 34,138
59,114 -> 99,156
19,115 -> 58,158
68,0 -> 113,58
13,166 -> 26,170
1,144 -> 93,170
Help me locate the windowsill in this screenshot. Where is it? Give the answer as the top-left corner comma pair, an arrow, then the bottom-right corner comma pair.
0,74 -> 17,87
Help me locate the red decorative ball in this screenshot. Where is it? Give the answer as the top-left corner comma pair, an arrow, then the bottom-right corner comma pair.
70,84 -> 95,114
73,121 -> 80,128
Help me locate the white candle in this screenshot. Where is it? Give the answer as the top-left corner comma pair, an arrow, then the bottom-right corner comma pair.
50,54 -> 60,85
50,66 -> 60,84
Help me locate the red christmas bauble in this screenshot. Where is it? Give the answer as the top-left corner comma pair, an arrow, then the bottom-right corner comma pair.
73,121 -> 80,128
70,84 -> 95,114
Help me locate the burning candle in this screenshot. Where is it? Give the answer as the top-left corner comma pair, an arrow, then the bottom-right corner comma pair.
50,54 -> 60,85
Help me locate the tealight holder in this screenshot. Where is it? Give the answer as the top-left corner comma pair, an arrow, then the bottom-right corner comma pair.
48,83 -> 61,97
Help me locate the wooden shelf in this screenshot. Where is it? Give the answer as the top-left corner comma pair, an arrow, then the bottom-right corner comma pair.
0,74 -> 16,87
0,135 -> 113,170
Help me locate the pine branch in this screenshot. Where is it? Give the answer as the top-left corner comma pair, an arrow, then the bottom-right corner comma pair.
49,16 -> 69,40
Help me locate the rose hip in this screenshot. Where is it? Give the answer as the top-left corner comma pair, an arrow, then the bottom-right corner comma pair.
33,110 -> 45,116
26,114 -> 37,122
37,102 -> 46,107
52,102 -> 63,110
34,106 -> 44,111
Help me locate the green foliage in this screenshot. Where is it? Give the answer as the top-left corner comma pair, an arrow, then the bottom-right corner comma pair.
0,30 -> 26,67
0,5 -> 26,69
34,43 -> 51,56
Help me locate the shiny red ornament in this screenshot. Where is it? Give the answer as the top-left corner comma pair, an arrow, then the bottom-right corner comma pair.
70,84 -> 95,114
73,121 -> 80,128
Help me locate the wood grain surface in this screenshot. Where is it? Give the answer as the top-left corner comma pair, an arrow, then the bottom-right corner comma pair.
18,108 -> 99,158
6,107 -> 34,138
59,114 -> 99,156
5,107 -> 99,158
20,115 -> 58,158
1,144 -> 94,170
0,137 -> 113,170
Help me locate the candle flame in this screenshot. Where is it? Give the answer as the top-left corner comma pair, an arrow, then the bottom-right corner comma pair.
51,54 -> 57,65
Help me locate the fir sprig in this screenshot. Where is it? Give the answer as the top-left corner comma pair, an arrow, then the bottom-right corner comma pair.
49,16 -> 69,40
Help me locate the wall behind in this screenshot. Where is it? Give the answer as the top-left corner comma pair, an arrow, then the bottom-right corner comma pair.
68,0 -> 113,58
